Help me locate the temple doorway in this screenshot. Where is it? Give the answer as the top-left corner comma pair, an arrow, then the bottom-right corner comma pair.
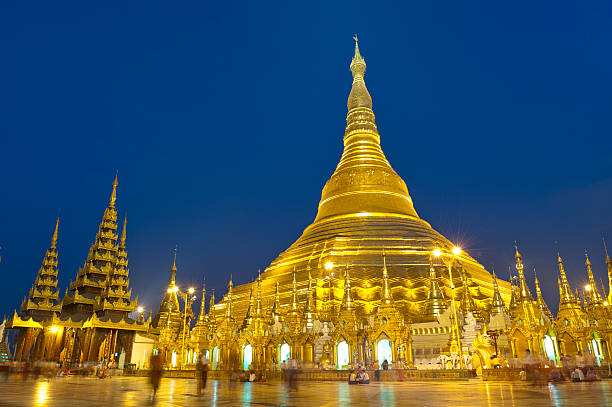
377,339 -> 392,366
337,341 -> 349,369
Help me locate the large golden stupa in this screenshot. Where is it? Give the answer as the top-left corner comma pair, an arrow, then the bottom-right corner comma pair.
216,40 -> 511,322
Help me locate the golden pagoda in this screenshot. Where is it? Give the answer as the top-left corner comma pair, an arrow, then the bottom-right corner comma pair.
20,217 -> 62,318
204,38 -> 511,371
63,175 -> 137,316
10,175 -> 149,365
215,38 -> 510,326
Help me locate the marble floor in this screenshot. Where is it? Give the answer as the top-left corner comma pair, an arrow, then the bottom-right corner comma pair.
0,376 -> 610,406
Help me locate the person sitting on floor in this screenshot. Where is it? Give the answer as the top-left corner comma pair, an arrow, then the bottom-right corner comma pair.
584,368 -> 599,382
348,370 -> 358,384
361,371 -> 370,384
571,368 -> 584,382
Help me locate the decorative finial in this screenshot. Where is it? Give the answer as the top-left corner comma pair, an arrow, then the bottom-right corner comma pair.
171,245 -> 178,271
109,172 -> 118,207
51,216 -> 60,249
120,215 -> 127,244
603,237 -> 610,259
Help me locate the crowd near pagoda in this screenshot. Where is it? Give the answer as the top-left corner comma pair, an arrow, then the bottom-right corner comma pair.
4,40 -> 612,374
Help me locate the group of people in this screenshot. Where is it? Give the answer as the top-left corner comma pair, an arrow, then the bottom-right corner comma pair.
348,368 -> 370,384
515,349 -> 603,384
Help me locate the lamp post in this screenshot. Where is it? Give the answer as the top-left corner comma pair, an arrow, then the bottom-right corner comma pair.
137,306 -> 144,323
172,286 -> 196,370
433,246 -> 464,369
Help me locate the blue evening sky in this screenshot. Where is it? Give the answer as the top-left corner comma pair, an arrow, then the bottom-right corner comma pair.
1,1 -> 611,315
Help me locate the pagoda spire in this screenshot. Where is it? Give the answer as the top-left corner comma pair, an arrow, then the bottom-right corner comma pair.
460,266 -> 480,320
514,244 -> 534,300
197,279 -> 206,325
508,266 -> 518,313
557,253 -> 576,306
255,271 -> 263,318
313,37 -> 418,222
534,269 -> 553,320
380,251 -> 393,305
21,217 -> 62,317
340,265 -> 353,311
290,267 -> 299,313
63,175 -> 121,315
303,271 -> 317,327
170,246 -> 178,286
490,271 -> 506,316
270,281 -> 281,323
584,250 -> 603,306
98,215 -> 137,317
604,238 -> 612,304
225,275 -> 234,321
109,173 -> 118,207
208,289 -> 217,331
51,216 -> 59,249
241,287 -> 254,329
425,255 -> 447,319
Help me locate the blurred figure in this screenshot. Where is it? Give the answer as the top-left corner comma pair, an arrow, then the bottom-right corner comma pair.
571,367 -> 584,382
373,361 -> 380,381
149,353 -> 164,401
287,358 -> 298,391
584,368 -> 599,382
196,354 -> 209,395
382,359 -> 389,370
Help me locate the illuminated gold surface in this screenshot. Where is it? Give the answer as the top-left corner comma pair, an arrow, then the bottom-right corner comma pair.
217,39 -> 511,323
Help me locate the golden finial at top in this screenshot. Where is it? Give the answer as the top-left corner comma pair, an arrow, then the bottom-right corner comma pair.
51,216 -> 60,249
109,172 -> 118,207
120,215 -> 127,245
347,34 -> 372,110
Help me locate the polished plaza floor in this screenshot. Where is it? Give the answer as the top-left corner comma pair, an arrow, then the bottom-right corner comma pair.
0,376 -> 610,406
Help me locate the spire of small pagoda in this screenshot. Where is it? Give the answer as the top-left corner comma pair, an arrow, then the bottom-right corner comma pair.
425,255 -> 447,319
21,217 -> 62,317
241,287 -> 254,329
340,265 -> 353,311
97,215 -> 137,317
170,246 -> 178,287
197,279 -> 206,325
460,266 -> 481,320
63,175 -> 121,315
514,244 -> 534,301
534,269 -> 553,320
605,238 -> 612,304
109,172 -> 118,207
289,267 -> 300,314
380,252 -> 393,305
557,253 -> 576,306
207,289 -> 217,331
490,271 -> 506,316
508,266 -> 519,313
270,281 -> 282,323
255,271 -> 263,318
225,276 -> 234,321
303,271 -> 317,327
584,250 -> 603,307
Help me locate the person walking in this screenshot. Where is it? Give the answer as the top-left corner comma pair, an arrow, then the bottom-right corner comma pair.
196,353 -> 210,395
149,353 -> 164,402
